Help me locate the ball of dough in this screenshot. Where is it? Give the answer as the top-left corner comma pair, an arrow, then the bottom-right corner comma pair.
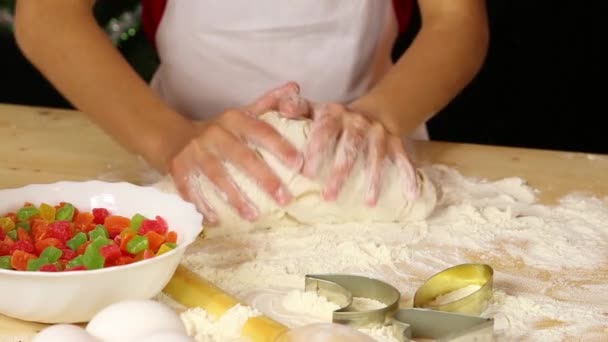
154,112 -> 437,232
276,323 -> 376,342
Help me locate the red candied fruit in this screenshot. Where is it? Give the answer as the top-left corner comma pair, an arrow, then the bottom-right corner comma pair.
0,229 -> 5,241
0,243 -> 10,256
139,218 -> 167,235
60,248 -> 77,261
40,264 -> 59,272
9,240 -> 35,255
100,244 -> 121,262
48,221 -> 72,243
65,265 -> 87,272
92,208 -> 110,225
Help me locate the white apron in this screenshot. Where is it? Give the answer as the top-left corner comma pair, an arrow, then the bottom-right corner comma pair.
150,0 -> 428,140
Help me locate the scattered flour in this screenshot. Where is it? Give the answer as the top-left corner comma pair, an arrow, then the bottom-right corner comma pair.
428,284 -> 482,306
176,165 -> 607,341
280,290 -> 339,321
180,304 -> 260,342
345,297 -> 386,312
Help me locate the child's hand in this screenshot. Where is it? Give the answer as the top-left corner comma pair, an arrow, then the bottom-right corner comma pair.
169,82 -> 307,226
301,102 -> 419,206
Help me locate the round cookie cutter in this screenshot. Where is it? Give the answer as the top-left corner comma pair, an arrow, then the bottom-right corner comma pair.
413,263 -> 494,315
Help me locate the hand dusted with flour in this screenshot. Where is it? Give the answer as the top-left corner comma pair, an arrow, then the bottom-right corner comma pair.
155,112 -> 437,232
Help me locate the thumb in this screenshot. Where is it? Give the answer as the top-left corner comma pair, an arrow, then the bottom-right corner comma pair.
245,82 -> 311,118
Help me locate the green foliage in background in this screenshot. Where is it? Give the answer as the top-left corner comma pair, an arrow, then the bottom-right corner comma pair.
0,0 -> 158,82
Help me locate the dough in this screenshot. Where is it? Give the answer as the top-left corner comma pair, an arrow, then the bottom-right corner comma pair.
154,112 -> 436,232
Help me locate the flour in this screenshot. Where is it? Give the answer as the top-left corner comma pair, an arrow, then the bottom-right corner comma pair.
345,297 -> 386,312
281,290 -> 339,321
180,304 -> 260,342
428,284 -> 482,306
173,164 -> 608,341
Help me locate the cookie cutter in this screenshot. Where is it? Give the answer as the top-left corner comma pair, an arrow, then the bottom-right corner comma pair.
303,264 -> 495,341
392,308 -> 494,341
304,274 -> 400,326
413,263 -> 494,315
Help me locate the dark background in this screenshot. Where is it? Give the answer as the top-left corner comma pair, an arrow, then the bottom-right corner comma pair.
1,1 -> 606,154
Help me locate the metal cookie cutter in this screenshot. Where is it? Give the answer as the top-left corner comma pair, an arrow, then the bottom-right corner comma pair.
393,308 -> 494,341
413,263 -> 494,316
304,264 -> 495,341
304,274 -> 401,327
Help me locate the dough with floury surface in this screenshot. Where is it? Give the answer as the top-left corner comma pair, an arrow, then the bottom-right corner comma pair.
154,112 -> 437,232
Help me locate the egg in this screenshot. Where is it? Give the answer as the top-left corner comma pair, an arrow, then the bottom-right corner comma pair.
86,299 -> 186,341
33,324 -> 97,342
139,331 -> 195,341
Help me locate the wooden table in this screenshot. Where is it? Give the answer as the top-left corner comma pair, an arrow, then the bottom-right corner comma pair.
1,103 -> 607,339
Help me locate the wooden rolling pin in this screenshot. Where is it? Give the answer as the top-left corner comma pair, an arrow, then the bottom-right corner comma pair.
164,265 -> 289,342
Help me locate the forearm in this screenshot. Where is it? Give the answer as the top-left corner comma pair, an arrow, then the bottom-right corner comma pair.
352,14 -> 489,137
14,0 -> 193,172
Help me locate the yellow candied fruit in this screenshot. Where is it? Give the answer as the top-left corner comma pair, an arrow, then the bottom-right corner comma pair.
39,203 -> 56,222
0,217 -> 15,232
156,244 -> 173,256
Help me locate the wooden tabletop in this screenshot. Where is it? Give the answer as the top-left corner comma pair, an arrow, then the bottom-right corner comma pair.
0,103 -> 607,339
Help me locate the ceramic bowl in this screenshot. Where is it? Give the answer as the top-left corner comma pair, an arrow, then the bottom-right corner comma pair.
0,181 -> 203,323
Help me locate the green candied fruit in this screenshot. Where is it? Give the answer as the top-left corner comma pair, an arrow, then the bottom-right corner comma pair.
67,232 -> 87,251
17,206 -> 39,221
0,256 -> 11,269
90,235 -> 112,250
16,221 -> 31,232
82,244 -> 104,270
55,203 -> 75,221
129,213 -> 146,232
39,246 -> 63,263
67,255 -> 84,268
6,230 -> 17,241
27,257 -> 49,271
88,225 -> 109,241
127,235 -> 149,254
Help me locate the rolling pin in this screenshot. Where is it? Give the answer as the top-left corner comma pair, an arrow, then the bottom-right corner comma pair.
164,265 -> 289,342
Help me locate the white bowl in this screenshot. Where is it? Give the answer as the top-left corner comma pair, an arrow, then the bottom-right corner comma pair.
0,181 -> 203,323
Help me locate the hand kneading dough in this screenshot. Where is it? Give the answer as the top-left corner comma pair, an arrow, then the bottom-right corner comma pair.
154,112 -> 436,231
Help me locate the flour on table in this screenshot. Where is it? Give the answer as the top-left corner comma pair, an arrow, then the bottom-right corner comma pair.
154,111 -> 437,235
180,304 -> 260,342
177,165 -> 607,341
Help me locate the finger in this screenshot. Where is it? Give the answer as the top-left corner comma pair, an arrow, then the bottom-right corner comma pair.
301,106 -> 341,178
198,151 -> 260,222
245,81 -> 301,117
388,136 -> 419,200
278,91 -> 312,118
170,160 -> 219,225
222,136 -> 293,207
228,111 -> 302,170
323,115 -> 367,201
185,171 -> 219,226
364,123 -> 388,207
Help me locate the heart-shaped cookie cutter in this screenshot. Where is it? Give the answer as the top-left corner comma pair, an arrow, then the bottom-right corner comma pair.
303,264 -> 495,341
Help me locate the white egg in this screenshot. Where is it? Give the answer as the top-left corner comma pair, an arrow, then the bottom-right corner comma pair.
33,324 -> 97,342
86,299 -> 186,341
138,331 -> 195,342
